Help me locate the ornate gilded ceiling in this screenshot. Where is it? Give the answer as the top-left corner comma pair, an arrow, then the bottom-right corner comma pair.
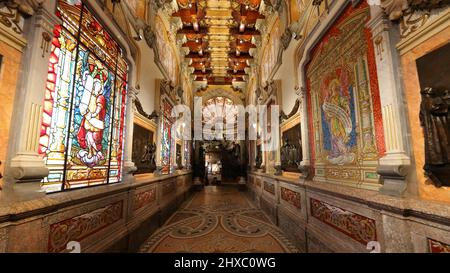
173,0 -> 264,86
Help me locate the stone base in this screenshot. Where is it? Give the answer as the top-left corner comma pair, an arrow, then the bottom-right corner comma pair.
238,177 -> 247,191
193,177 -> 204,191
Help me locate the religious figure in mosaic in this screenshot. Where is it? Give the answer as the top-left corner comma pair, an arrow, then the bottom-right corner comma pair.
321,70 -> 356,165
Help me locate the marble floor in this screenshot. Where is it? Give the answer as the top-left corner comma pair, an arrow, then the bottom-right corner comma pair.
139,186 -> 299,253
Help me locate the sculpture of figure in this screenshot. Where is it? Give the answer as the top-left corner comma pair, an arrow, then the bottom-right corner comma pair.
281,136 -> 291,166
255,146 -> 263,169
233,142 -> 241,159
141,142 -> 157,171
281,135 -> 301,171
420,87 -> 450,187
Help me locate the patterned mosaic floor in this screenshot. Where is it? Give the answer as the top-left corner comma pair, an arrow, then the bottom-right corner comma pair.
139,186 -> 299,253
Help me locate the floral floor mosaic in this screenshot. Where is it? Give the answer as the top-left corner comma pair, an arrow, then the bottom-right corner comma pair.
139,186 -> 299,253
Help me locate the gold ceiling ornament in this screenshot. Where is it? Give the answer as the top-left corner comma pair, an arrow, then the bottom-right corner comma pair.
174,0 -> 264,86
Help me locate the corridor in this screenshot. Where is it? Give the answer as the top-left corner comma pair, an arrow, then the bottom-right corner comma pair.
139,186 -> 299,253
1,0 -> 450,255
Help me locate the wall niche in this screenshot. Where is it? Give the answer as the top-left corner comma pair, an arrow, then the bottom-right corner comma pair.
416,42 -> 450,187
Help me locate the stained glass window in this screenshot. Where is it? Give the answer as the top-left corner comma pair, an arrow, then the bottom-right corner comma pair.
39,0 -> 128,193
160,98 -> 174,175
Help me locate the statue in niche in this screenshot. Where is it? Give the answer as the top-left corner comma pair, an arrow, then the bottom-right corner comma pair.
176,143 -> 183,170
141,142 -> 157,173
281,124 -> 302,173
132,123 -> 155,174
255,145 -> 263,169
420,87 -> 450,187
281,137 -> 297,165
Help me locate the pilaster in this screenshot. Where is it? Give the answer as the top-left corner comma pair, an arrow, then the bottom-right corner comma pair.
7,4 -> 59,191
367,6 -> 411,196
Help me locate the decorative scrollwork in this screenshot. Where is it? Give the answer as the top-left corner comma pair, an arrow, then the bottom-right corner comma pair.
280,98 -> 300,123
0,0 -> 35,35
134,96 -> 159,121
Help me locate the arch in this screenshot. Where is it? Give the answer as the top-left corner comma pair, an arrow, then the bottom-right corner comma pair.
199,89 -> 244,106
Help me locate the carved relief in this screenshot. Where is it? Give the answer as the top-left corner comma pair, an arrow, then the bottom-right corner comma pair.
428,238 -> 450,253
280,187 -> 301,209
48,201 -> 123,253
417,43 -> 450,187
310,198 -> 377,245
133,188 -> 157,211
162,180 -> 176,196
0,228 -> 7,252
255,178 -> 262,187
264,181 -> 275,195
399,8 -> 430,38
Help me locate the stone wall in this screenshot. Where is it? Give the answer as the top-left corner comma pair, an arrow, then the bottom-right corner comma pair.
248,172 -> 450,253
0,171 -> 192,253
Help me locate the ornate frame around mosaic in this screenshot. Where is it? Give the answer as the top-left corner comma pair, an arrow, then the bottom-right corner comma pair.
305,2 -> 384,189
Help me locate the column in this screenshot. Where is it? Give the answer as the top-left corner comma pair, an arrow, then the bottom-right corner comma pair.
7,3 -> 59,194
298,86 -> 311,180
367,6 -> 411,196
123,86 -> 139,182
